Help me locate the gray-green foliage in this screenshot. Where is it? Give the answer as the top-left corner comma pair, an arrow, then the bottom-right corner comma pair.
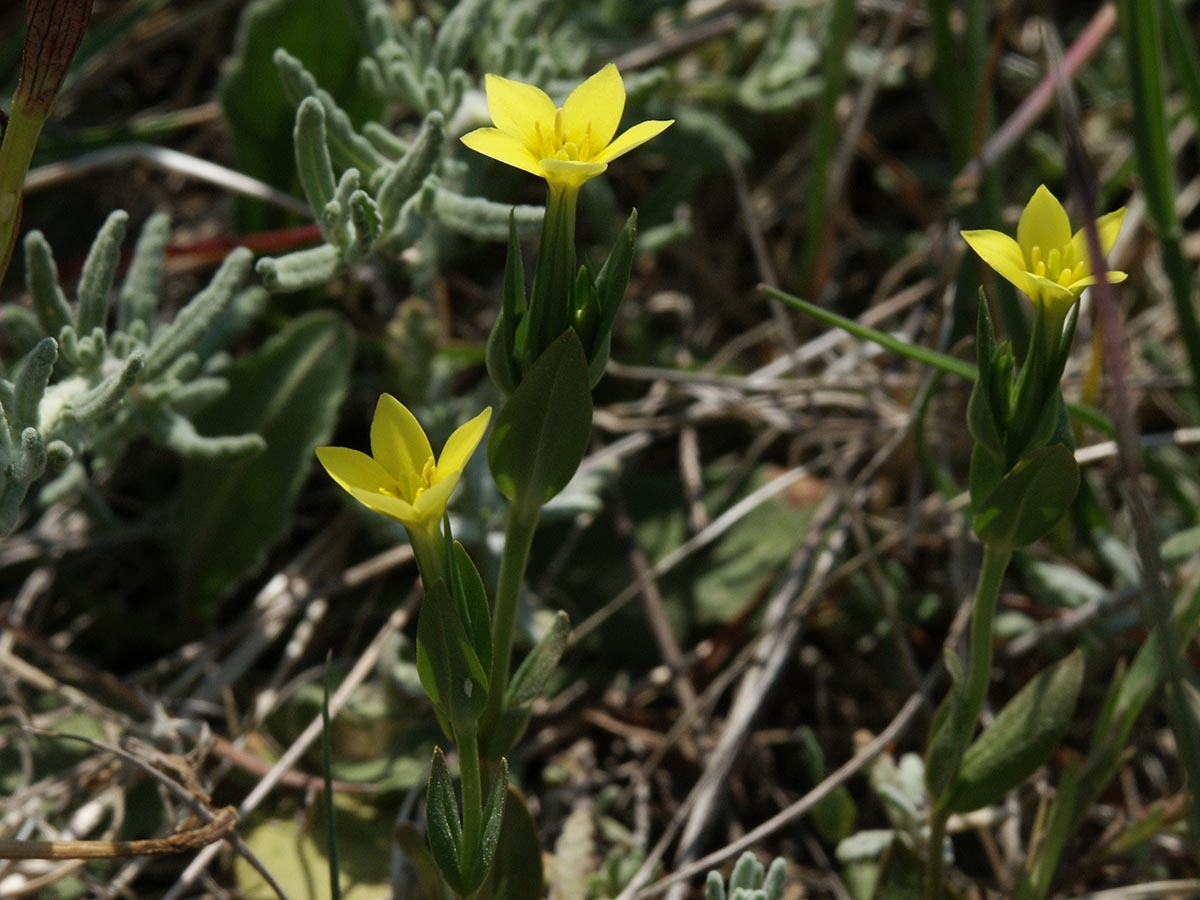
705,852 -> 788,900
255,0 -> 569,294
0,212 -> 265,534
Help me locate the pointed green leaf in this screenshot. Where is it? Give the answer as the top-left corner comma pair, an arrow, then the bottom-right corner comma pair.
946,650 -> 1084,813
451,541 -> 493,675
477,786 -> 543,900
463,757 -> 508,892
967,293 -> 1004,456
507,610 -> 570,708
426,747 -> 466,894
488,329 -> 592,505
587,209 -> 637,387
972,443 -> 1079,548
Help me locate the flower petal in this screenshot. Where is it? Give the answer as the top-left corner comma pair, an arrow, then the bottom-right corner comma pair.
960,229 -> 1029,293
1017,185 -> 1072,264
484,73 -> 557,146
371,394 -> 433,492
343,483 -> 419,525
316,446 -> 394,494
437,407 -> 492,478
413,471 -> 461,521
538,157 -> 607,189
593,119 -> 674,164
1024,273 -> 1078,314
461,127 -> 543,176
1065,206 -> 1127,269
560,63 -> 625,151
1066,270 -> 1129,291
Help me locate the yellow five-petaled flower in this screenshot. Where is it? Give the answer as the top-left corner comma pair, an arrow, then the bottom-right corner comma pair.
461,63 -> 673,191
316,395 -> 491,530
961,185 -> 1127,316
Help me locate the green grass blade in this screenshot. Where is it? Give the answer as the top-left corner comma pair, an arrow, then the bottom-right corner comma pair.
1118,0 -> 1200,393
761,285 -> 1112,434
323,655 -> 342,900
798,0 -> 856,291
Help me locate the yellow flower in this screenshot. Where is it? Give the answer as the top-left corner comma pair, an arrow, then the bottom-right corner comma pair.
961,185 -> 1127,314
460,63 -> 673,190
316,395 -> 491,528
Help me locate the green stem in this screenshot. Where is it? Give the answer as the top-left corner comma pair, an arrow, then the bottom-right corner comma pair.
482,497 -> 540,747
963,542 -> 1011,740
458,728 -> 483,879
406,520 -> 449,588
924,812 -> 948,900
0,104 -> 46,287
924,540 -> 1012,899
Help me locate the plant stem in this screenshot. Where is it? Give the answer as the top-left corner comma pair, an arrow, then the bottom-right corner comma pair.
0,105 -> 45,286
924,540 -> 1012,899
924,811 -> 948,900
963,542 -> 1011,748
458,728 -> 483,877
482,497 -> 540,745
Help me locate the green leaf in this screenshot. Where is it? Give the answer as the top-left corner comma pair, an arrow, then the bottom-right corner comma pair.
451,541 -> 494,676
416,580 -> 488,737
486,212 -> 530,396
218,0 -> 381,229
946,650 -> 1084,813
966,293 -> 1011,457
585,210 -> 637,388
176,312 -> 353,613
507,610 -> 570,708
488,329 -> 593,506
797,726 -> 857,844
972,443 -> 1080,548
464,757 -> 509,892
925,649 -> 968,802
484,610 -> 572,759
234,798 -> 392,900
478,786 -> 543,900
426,747 -> 466,895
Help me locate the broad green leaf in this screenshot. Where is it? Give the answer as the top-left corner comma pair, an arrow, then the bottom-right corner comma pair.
946,650 -> 1084,813
478,786 -> 543,900
176,312 -> 353,613
426,747 -> 466,894
488,329 -> 593,505
234,798 -> 391,900
972,443 -> 1079,548
218,0 -> 381,229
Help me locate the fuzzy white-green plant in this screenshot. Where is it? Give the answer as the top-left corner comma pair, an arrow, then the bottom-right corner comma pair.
255,0 -> 621,295
705,852 -> 788,900
0,212 -> 265,533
